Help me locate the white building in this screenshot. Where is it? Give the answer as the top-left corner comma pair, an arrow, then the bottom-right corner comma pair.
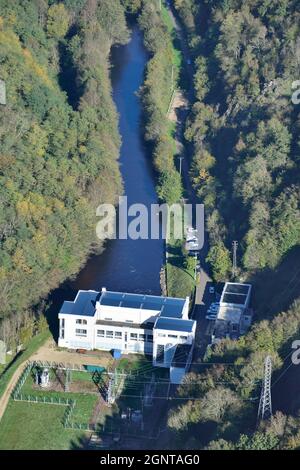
58,288 -> 196,383
212,282 -> 253,343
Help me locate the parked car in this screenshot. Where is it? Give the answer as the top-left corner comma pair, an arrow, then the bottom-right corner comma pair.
186,235 -> 197,242
209,286 -> 215,294
205,314 -> 217,321
207,304 -> 219,313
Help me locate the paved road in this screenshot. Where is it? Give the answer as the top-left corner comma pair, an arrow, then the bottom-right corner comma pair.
166,3 -> 214,362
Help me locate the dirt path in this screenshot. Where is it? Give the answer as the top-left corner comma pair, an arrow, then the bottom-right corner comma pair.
0,361 -> 27,422
31,337 -> 113,368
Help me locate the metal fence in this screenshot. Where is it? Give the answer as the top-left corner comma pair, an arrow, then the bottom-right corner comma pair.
12,362 -> 33,399
13,394 -> 74,406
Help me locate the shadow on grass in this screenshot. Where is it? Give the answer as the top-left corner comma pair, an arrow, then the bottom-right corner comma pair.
0,351 -> 23,381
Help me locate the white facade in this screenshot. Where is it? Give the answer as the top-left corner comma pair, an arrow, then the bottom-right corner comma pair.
58,288 -> 196,383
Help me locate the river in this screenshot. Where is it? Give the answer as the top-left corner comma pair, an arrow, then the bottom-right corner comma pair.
67,24 -> 163,299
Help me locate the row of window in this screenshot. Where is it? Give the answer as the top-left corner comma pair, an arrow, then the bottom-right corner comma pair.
75,329 -> 87,337
97,330 -> 153,342
60,319 -> 65,339
96,319 -> 135,324
75,328 -> 154,342
77,318 -> 137,325
157,333 -> 188,340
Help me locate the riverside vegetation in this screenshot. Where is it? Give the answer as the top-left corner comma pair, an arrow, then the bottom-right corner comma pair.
0,0 -> 129,348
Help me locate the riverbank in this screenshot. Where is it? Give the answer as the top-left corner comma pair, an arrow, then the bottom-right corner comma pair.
138,0 -> 196,299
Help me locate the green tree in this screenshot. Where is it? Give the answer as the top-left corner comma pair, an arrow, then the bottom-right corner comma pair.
47,3 -> 69,39
206,242 -> 231,281
157,171 -> 183,204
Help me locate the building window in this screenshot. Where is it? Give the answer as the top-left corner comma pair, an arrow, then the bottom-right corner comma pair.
97,330 -> 105,337
75,329 -> 87,337
106,331 -> 113,338
139,334 -> 146,342
168,334 -> 177,339
156,345 -> 164,364
130,333 -> 138,341
147,335 -> 153,343
115,331 -> 122,339
158,333 -> 165,338
76,319 -> 87,325
180,335 -> 188,340
60,319 -> 65,339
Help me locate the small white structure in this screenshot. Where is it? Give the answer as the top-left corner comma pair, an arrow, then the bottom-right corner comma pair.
40,368 -> 50,388
0,340 -> 6,365
212,282 -> 253,343
0,80 -> 6,105
58,288 -> 196,384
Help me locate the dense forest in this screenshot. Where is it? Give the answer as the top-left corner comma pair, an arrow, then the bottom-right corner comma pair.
161,0 -> 300,449
0,0 -> 129,347
175,0 -> 300,281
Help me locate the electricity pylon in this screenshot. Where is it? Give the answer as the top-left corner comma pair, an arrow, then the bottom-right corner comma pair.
257,355 -> 273,423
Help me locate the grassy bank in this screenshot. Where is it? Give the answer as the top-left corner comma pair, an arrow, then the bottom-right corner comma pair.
139,1 -> 194,299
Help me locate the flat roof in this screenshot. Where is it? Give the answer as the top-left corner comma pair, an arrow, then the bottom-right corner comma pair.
217,305 -> 242,324
99,290 -> 185,317
60,290 -> 99,317
59,289 -> 187,319
224,283 -> 250,295
222,293 -> 248,304
154,317 -> 195,333
221,283 -> 251,306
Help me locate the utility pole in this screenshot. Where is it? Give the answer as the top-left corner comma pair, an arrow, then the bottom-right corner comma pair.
0,79 -> 6,105
178,156 -> 184,176
257,356 -> 273,423
232,240 -> 238,278
171,65 -> 174,90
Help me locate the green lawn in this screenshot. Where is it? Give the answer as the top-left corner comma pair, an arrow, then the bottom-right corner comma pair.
166,218 -> 196,298
0,330 -> 50,399
161,5 -> 182,68
20,372 -> 98,424
0,401 -> 87,450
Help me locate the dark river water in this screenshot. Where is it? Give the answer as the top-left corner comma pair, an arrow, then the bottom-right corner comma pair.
69,24 -> 163,296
